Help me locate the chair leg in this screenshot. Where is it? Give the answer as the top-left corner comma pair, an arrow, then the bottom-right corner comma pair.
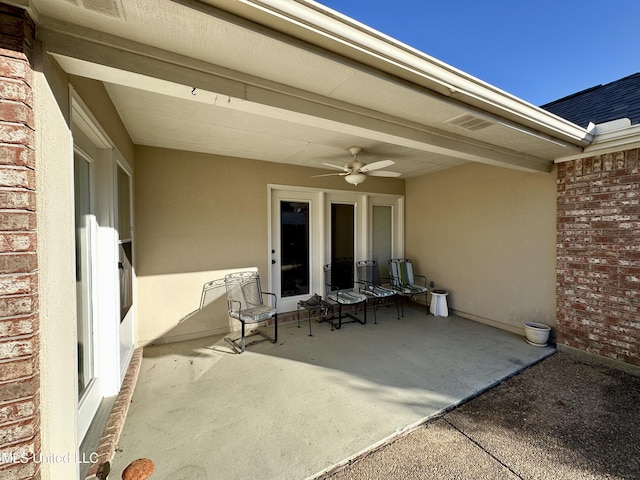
372,298 -> 377,324
335,303 -> 342,330
273,314 -> 278,343
330,301 -> 368,330
225,317 -> 277,354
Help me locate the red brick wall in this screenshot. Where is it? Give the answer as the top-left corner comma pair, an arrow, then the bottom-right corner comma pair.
556,148 -> 640,367
0,4 -> 40,479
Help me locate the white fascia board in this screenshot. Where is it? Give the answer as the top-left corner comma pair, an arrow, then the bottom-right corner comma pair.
238,0 -> 592,146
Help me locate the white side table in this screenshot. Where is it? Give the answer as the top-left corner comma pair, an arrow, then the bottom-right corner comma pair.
430,289 -> 449,317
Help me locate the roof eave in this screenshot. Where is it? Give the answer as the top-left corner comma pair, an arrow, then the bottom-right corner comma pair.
229,0 -> 592,147
555,121 -> 640,163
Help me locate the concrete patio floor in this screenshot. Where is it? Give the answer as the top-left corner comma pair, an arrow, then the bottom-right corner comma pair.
111,304 -> 554,479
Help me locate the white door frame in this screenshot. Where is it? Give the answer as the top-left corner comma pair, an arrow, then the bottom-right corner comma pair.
114,153 -> 135,379
268,185 -> 403,311
71,89 -> 135,442
269,188 -> 323,312
368,195 -> 405,262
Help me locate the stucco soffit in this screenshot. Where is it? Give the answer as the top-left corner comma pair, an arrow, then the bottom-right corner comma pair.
40,24 -> 552,173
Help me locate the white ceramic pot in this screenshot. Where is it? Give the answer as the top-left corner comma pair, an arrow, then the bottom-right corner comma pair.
524,322 -> 551,346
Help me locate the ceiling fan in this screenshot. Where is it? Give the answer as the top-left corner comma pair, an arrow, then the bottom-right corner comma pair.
313,147 -> 401,185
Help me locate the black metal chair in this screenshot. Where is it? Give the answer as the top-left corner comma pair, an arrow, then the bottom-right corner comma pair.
323,261 -> 367,330
356,260 -> 399,323
223,271 -> 278,353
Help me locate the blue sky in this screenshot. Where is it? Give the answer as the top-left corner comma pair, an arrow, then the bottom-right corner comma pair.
318,0 -> 639,106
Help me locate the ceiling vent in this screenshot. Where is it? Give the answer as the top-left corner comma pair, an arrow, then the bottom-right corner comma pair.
62,0 -> 125,20
446,113 -> 494,131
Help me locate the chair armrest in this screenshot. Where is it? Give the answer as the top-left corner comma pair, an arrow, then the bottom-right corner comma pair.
356,281 -> 379,295
380,276 -> 394,287
261,291 -> 277,308
228,299 -> 243,314
413,274 -> 427,287
387,276 -> 401,288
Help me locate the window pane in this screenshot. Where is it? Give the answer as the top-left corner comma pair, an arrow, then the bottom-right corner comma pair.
280,201 -> 310,297
331,203 -> 354,289
117,166 -> 131,239
74,154 -> 94,398
372,205 -> 392,279
117,165 -> 133,321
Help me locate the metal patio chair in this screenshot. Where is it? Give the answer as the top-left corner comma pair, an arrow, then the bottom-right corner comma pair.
323,261 -> 367,330
356,260 -> 399,323
224,271 -> 278,353
388,258 -> 428,316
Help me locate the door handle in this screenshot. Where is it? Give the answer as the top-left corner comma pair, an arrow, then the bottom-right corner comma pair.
271,260 -> 276,264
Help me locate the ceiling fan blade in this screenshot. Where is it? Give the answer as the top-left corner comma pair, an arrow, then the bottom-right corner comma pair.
322,162 -> 349,171
360,159 -> 395,172
311,172 -> 345,178
367,170 -> 401,177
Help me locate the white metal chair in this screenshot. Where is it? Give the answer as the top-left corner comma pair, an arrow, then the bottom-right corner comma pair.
356,260 -> 399,323
224,271 -> 278,353
323,261 -> 367,330
388,258 -> 428,316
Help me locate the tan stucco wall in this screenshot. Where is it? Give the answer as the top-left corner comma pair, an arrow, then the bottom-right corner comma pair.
405,163 -> 557,335
134,146 -> 404,345
35,44 -> 78,480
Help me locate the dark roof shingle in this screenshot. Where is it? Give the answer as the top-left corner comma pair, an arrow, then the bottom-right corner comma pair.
540,73 -> 640,128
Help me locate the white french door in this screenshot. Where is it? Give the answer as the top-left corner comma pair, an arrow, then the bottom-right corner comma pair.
369,201 -> 397,280
270,189 -> 322,312
324,191 -> 358,288
270,186 -> 403,311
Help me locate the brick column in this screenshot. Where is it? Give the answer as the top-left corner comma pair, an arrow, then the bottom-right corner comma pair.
0,4 -> 40,479
556,149 -> 640,367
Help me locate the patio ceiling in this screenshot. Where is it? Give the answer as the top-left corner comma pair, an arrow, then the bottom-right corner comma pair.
28,0 -> 591,176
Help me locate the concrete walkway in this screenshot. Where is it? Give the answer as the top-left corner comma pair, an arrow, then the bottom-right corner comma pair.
111,304 -> 554,479
327,352 -> 640,479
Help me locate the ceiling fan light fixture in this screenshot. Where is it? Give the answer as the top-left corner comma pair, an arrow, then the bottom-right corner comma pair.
344,173 -> 367,185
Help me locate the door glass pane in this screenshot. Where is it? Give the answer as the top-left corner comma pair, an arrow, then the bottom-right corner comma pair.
280,201 -> 310,297
117,166 -> 133,322
331,203 -> 354,289
117,166 -> 131,238
372,205 -> 392,279
74,154 -> 94,399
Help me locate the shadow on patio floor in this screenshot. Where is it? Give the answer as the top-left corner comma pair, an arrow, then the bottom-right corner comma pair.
111,304 -> 555,479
